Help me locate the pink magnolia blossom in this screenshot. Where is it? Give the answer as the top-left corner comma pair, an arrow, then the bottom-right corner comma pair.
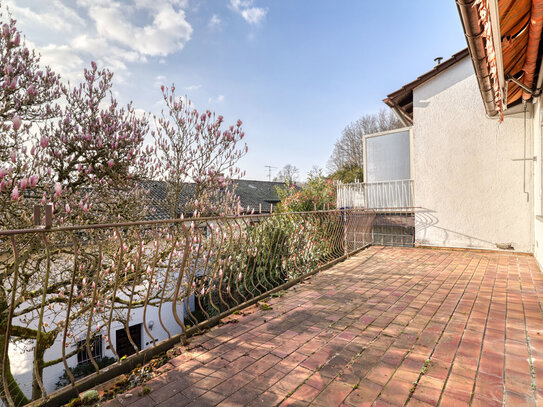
19,178 -> 28,190
40,135 -> 49,148
11,115 -> 21,130
54,182 -> 62,197
11,186 -> 19,201
30,175 -> 38,187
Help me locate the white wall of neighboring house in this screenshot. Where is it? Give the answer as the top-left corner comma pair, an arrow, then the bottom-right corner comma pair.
412,57 -> 534,252
9,298 -> 189,398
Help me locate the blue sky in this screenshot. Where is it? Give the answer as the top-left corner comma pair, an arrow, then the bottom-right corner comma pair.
8,0 -> 466,181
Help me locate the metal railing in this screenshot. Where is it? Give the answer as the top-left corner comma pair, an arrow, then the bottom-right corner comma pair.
336,179 -> 414,209
371,207 -> 415,247
0,209 -> 377,406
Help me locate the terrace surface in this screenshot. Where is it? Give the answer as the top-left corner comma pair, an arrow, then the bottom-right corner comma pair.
105,246 -> 543,407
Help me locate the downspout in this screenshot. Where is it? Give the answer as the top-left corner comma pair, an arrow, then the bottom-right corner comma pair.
522,0 -> 543,100
457,0 -> 499,117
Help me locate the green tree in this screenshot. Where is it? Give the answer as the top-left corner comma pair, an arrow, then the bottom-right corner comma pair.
328,164 -> 364,183
276,169 -> 336,213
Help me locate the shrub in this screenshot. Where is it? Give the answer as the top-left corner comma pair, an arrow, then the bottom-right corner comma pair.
276,170 -> 336,212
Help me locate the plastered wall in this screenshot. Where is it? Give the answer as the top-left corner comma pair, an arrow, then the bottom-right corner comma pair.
413,57 -> 533,252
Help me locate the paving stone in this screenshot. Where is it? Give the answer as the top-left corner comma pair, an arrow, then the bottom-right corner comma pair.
106,247 -> 543,407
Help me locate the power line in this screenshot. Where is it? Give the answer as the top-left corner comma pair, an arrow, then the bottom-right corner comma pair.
264,165 -> 276,181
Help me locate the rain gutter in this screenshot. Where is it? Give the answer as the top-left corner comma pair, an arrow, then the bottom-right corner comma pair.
456,0 -> 500,117
521,0 -> 543,100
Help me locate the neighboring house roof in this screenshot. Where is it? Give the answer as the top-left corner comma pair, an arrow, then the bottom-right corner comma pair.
143,179 -> 286,220
383,49 -> 470,125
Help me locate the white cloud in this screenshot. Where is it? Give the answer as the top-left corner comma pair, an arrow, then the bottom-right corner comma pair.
186,84 -> 202,91
32,43 -> 84,82
5,0 -> 86,33
229,0 -> 267,25
240,8 -> 266,25
208,94 -> 225,103
5,0 -> 193,82
88,3 -> 192,56
208,14 -> 222,29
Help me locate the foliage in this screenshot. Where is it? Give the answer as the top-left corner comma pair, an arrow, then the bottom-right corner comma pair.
195,213 -> 339,318
328,164 -> 364,183
276,169 -> 336,212
40,62 -> 151,225
152,86 -> 247,217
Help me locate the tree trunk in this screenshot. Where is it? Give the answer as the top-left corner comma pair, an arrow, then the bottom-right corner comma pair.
0,333 -> 30,407
30,341 -> 45,401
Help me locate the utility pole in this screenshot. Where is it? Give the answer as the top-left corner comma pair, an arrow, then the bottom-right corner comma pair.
264,165 -> 276,181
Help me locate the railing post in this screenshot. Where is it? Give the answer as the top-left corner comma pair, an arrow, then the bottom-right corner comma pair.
33,205 -> 41,227
44,204 -> 53,229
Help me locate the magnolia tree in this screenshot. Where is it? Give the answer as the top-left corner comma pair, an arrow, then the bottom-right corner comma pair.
0,10 -> 64,405
153,85 -> 248,217
40,62 -> 152,225
0,11 -> 156,404
0,8 -> 253,405
0,12 -> 61,231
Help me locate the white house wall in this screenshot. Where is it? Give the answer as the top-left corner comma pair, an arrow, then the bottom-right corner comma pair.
9,300 -> 188,398
533,97 -> 543,265
413,57 -> 533,252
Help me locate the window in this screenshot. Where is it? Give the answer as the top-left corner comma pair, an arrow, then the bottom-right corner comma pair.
77,335 -> 103,365
115,324 -> 142,358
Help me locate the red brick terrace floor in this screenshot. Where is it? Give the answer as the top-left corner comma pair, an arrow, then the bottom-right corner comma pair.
106,246 -> 543,407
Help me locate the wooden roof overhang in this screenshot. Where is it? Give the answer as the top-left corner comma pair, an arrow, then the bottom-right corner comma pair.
457,0 -> 543,119
384,1 -> 543,123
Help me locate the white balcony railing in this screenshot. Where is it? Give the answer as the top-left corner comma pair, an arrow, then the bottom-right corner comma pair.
336,179 -> 414,209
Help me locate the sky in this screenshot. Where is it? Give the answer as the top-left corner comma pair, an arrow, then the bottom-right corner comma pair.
6,0 -> 467,182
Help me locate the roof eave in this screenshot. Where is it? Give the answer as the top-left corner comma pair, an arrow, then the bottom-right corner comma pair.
456,0 -> 503,119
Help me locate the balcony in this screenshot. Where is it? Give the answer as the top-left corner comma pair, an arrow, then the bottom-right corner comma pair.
105,246 -> 541,407
0,210 -> 540,406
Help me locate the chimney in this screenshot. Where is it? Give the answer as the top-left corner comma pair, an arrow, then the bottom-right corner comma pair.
434,57 -> 443,66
